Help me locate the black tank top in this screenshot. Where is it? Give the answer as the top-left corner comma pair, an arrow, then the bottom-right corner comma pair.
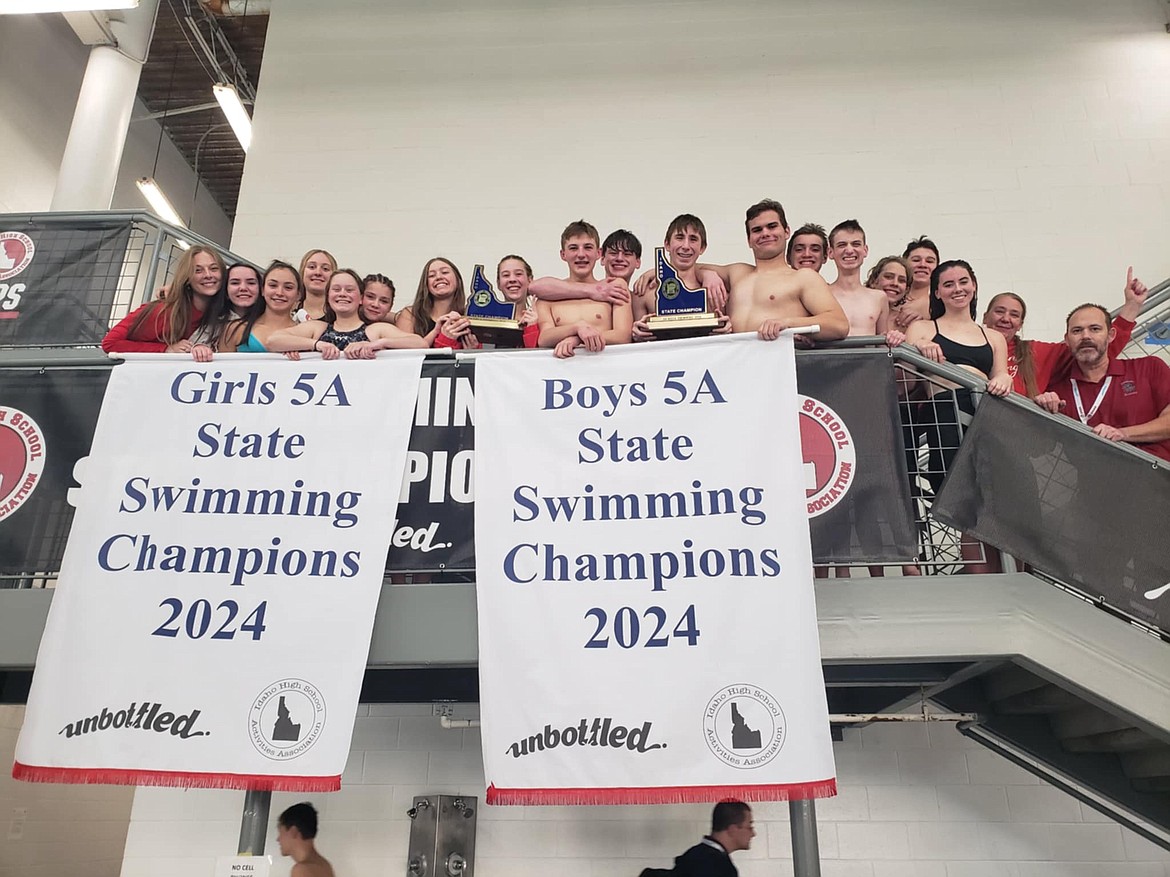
319,322 -> 369,351
932,321 -> 993,376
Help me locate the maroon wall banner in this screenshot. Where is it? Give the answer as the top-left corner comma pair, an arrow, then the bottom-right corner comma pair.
0,219 -> 133,346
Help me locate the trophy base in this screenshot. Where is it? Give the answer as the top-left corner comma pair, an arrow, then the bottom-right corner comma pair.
646,313 -> 721,339
469,317 -> 525,348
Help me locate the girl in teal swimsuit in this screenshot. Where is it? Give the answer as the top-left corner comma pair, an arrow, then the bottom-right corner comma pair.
222,261 -> 303,354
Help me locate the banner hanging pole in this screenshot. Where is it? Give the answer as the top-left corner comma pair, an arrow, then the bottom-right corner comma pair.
789,798 -> 821,877
237,789 -> 271,855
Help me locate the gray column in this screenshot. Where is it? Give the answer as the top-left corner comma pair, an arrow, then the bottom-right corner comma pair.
237,790 -> 272,856
50,0 -> 160,211
789,798 -> 821,877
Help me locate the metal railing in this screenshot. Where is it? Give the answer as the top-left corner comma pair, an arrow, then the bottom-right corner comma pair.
0,210 -> 243,349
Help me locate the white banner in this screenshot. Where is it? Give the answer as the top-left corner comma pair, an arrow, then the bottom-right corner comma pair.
474,336 -> 836,805
14,353 -> 424,791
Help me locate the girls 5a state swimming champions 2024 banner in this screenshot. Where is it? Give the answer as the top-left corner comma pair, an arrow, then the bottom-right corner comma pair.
474,335 -> 836,805
14,352 -> 424,791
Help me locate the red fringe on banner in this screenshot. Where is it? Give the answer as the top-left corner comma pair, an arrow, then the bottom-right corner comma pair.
12,762 -> 340,792
486,778 -> 837,806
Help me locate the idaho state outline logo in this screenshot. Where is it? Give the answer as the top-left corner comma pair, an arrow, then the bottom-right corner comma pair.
797,394 -> 856,518
0,406 -> 46,521
0,232 -> 35,283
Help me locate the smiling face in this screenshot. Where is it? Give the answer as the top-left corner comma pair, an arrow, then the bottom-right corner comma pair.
747,210 -> 790,262
497,258 -> 531,303
601,246 -> 639,282
934,265 -> 976,313
560,234 -> 600,282
870,260 -> 909,302
327,271 -> 361,317
262,267 -> 300,316
665,225 -> 706,272
789,233 -> 826,271
226,265 -> 260,311
189,251 -> 223,302
984,293 -> 1025,341
427,259 -> 458,300
830,229 -> 868,273
361,280 -> 395,321
906,246 -> 938,288
302,251 -> 334,298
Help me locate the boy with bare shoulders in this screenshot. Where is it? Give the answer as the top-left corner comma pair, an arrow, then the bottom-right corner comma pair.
277,803 -> 334,877
787,223 -> 829,273
531,219 -> 634,358
828,219 -> 899,341
698,199 -> 848,342
632,214 -> 732,340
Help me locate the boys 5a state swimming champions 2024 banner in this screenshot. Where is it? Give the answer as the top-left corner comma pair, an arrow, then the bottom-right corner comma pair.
14,353 -> 424,791
474,335 -> 836,805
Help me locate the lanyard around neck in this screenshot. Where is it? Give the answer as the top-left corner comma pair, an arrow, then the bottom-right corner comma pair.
1070,377 -> 1111,424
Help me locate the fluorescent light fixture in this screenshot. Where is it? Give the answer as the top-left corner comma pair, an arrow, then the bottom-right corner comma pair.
136,177 -> 186,228
213,83 -> 252,152
0,0 -> 137,12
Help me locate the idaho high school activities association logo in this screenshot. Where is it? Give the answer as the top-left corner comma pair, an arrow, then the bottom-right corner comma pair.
0,232 -> 35,283
0,407 -> 46,521
249,678 -> 326,761
703,684 -> 786,769
798,394 -> 856,518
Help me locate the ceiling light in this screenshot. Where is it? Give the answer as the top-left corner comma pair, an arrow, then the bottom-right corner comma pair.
213,83 -> 252,152
0,0 -> 138,12
136,177 -> 186,228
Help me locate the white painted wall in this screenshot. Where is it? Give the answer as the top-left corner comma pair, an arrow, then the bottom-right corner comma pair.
0,705 -> 133,877
118,705 -> 1170,877
0,12 -> 233,244
232,0 -> 1170,340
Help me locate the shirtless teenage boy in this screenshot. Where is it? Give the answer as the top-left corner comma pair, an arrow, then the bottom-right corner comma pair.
529,228 -> 637,308
786,223 -> 829,273
827,219 -> 898,341
277,803 -> 335,877
702,200 -> 848,342
632,214 -> 731,340
531,219 -> 634,358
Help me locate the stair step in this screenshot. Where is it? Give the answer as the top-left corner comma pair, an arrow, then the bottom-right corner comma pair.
995,684 -> 1083,715
983,664 -> 1047,701
1063,728 -> 1158,753
1050,706 -> 1132,741
1120,749 -> 1170,779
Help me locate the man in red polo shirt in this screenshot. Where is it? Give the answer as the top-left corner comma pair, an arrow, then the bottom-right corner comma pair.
1035,303 -> 1170,462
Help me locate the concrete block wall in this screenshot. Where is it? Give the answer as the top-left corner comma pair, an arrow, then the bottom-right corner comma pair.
0,706 -> 133,877
118,705 -> 1170,877
233,0 -> 1170,341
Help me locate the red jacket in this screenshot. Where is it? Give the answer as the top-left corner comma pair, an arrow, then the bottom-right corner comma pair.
101,303 -> 204,353
1007,316 -> 1135,395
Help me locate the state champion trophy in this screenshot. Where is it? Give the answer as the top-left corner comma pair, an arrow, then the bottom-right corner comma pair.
467,264 -> 525,347
645,247 -> 721,338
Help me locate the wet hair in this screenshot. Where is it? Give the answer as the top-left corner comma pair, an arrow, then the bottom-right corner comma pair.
712,800 -> 751,832
278,802 -> 318,840
985,292 -> 1035,395
665,213 -> 707,248
560,219 -> 600,249
496,255 -> 533,281
902,235 -> 940,261
785,223 -> 828,265
829,219 -> 866,247
363,272 -> 396,295
601,229 -> 642,258
409,257 -> 467,337
322,268 -> 365,324
745,199 -> 789,236
128,245 -> 226,345
929,259 -> 979,319
1066,302 -> 1111,326
865,255 -> 911,305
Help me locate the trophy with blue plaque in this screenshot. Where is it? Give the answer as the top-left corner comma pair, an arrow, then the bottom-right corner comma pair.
467,264 -> 525,347
645,247 -> 721,337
